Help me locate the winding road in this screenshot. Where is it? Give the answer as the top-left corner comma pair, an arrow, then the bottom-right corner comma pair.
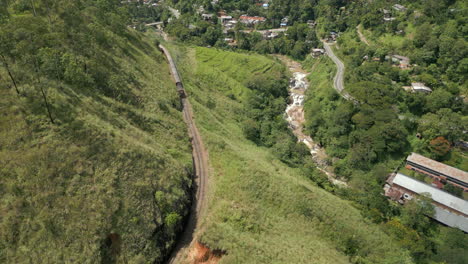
159,45 -> 209,264
322,41 -> 356,103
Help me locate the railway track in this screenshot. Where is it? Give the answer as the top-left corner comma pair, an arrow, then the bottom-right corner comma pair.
159,45 -> 209,264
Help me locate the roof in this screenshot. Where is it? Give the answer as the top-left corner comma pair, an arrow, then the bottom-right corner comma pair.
434,207 -> 468,232
392,55 -> 410,62
407,153 -> 468,183
393,173 -> 468,215
239,16 -> 266,21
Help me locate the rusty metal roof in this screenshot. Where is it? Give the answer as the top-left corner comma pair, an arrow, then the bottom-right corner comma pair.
407,153 -> 468,184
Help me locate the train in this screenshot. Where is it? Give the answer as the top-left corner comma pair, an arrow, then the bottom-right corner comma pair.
159,45 -> 187,98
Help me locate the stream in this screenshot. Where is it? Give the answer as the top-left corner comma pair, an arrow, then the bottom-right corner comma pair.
284,63 -> 347,187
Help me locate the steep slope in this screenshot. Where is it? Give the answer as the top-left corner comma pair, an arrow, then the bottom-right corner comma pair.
0,2 -> 192,263
168,46 -> 413,264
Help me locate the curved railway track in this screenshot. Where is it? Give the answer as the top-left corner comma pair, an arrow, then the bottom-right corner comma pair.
159,45 -> 209,264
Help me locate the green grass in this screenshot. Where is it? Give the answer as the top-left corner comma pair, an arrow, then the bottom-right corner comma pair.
172,46 -> 413,263
0,29 -> 192,263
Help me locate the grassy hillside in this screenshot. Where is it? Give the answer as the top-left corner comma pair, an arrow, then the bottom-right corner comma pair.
169,46 -> 413,263
0,2 -> 192,263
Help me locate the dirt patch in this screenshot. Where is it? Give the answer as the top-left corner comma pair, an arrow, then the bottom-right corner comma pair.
187,242 -> 224,264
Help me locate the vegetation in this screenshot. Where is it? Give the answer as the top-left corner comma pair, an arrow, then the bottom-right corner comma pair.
2,0 -> 467,263
0,1 -> 192,263
303,45 -> 467,264
166,45 -> 414,264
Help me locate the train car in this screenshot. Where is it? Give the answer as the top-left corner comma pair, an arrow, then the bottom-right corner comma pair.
176,82 -> 186,98
159,44 -> 187,98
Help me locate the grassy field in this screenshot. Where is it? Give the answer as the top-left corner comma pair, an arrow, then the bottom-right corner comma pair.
170,46 -> 413,264
0,30 -> 192,263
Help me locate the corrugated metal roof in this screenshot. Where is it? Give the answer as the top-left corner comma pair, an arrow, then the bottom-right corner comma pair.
393,173 -> 468,215
407,153 -> 468,183
434,207 -> 468,232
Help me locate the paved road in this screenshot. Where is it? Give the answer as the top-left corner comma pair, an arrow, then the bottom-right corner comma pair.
322,41 -> 356,103
160,45 -> 209,264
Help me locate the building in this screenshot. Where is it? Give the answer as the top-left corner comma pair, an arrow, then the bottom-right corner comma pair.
393,4 -> 407,12
201,14 -> 214,21
262,30 -> 279,40
280,17 -> 289,27
385,173 -> 468,232
410,83 -> 432,93
312,48 -> 325,57
239,15 -> 266,26
388,55 -> 410,69
219,15 -> 233,24
406,153 -> 468,191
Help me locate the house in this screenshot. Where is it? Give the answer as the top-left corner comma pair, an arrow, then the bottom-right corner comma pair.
224,19 -> 237,31
280,17 -> 289,27
386,54 -> 410,69
201,14 -> 214,21
262,30 -> 279,40
384,173 -> 468,232
393,55 -> 410,69
405,153 -> 468,191
312,48 -> 325,57
393,4 -> 407,12
220,15 -> 233,24
239,15 -> 266,26
410,82 -> 432,93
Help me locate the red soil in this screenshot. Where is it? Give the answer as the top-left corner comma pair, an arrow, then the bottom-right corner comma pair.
188,241 -> 224,264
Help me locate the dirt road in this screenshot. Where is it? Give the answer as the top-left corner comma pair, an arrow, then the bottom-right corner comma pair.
356,24 -> 370,46
159,45 -> 210,264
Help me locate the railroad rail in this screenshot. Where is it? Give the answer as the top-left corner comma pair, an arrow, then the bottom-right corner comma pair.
159,45 -> 209,264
